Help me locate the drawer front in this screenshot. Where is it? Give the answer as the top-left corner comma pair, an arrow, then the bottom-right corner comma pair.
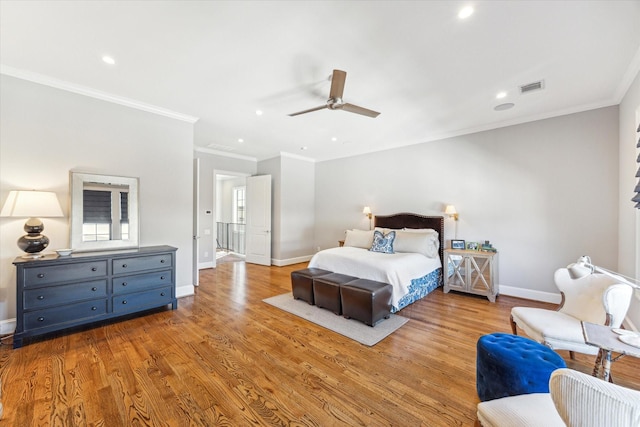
112,254 -> 173,275
24,300 -> 108,330
112,270 -> 173,295
24,261 -> 108,286
24,280 -> 108,309
112,286 -> 173,314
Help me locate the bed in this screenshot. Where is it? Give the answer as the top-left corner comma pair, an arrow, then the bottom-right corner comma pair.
308,213 -> 444,313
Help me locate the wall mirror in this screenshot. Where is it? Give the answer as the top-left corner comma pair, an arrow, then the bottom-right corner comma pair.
70,172 -> 139,252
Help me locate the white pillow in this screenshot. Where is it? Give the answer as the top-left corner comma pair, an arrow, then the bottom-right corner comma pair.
343,229 -> 374,249
394,229 -> 440,258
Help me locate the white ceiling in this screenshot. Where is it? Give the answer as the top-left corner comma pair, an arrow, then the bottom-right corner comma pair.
1,1 -> 639,162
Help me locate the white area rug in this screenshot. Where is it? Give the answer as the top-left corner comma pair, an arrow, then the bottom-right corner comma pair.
263,293 -> 409,346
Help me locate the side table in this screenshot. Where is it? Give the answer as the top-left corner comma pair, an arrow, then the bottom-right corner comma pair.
582,321 -> 640,382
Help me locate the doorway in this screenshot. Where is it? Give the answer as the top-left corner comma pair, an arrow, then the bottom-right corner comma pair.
213,171 -> 249,267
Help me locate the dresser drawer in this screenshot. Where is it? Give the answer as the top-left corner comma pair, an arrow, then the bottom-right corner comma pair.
24,261 -> 107,286
24,299 -> 108,330
112,286 -> 173,314
112,254 -> 172,275
112,270 -> 173,295
23,280 -> 108,309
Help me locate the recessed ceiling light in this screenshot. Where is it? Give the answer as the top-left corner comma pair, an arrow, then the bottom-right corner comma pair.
237,138 -> 244,143
300,146 -> 308,151
102,55 -> 115,65
331,137 -> 338,142
255,110 -> 263,116
496,91 -> 507,99
494,103 -> 515,111
458,6 -> 474,19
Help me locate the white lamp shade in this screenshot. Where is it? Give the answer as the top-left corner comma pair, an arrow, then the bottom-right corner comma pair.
445,205 -> 457,215
1,190 -> 63,218
363,206 -> 371,215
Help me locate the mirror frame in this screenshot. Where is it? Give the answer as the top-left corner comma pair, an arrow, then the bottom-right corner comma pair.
70,172 -> 140,252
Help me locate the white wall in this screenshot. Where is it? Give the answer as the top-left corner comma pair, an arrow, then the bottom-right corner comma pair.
257,154 -> 315,265
315,107 -> 619,302
619,69 -> 640,330
0,75 -> 195,321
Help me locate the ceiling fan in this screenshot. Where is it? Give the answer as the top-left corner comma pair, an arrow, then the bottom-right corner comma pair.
288,69 -> 380,118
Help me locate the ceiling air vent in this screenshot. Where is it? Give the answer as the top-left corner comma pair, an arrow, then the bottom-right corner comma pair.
519,80 -> 545,94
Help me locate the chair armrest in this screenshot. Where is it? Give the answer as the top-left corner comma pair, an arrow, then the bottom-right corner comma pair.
550,368 -> 640,427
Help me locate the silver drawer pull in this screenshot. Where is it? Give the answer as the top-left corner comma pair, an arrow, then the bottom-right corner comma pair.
122,264 -> 127,268
92,287 -> 97,291
121,282 -> 127,286
37,273 -> 45,279
37,295 -> 44,300
38,317 -> 45,322
91,306 -> 97,311
160,276 -> 166,280
122,300 -> 127,304
91,267 -> 97,272
160,259 -> 165,263
161,292 -> 166,296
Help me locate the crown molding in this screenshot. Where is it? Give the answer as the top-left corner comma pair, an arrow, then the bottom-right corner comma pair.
194,146 -> 257,162
0,64 -> 199,124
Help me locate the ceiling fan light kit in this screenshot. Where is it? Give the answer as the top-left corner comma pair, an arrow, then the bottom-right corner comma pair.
289,69 -> 380,118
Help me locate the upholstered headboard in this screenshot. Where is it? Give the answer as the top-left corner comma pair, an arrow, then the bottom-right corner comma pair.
374,213 -> 445,264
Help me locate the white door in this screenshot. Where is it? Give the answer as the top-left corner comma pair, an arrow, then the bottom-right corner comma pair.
245,174 -> 271,265
192,158 -> 200,286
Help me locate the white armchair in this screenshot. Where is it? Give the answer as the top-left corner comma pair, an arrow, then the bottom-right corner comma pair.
477,368 -> 640,427
510,268 -> 633,357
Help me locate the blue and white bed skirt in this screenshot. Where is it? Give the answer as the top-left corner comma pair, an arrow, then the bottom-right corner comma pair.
392,267 -> 442,313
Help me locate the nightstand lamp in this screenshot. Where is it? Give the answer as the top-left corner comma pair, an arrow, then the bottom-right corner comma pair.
1,190 -> 64,258
363,206 -> 373,230
445,205 -> 459,221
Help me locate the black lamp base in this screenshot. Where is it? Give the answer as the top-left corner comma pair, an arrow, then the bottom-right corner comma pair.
17,217 -> 50,258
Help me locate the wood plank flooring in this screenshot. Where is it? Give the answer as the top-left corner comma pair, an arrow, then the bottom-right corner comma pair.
1,261 -> 639,426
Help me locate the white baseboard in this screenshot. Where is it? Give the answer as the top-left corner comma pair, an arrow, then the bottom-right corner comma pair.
0,318 -> 16,335
176,284 -> 195,298
499,285 -> 562,304
198,261 -> 215,270
271,255 -> 312,267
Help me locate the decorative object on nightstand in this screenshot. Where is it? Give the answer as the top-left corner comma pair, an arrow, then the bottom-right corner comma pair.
444,248 -> 498,302
451,239 -> 465,250
1,190 -> 64,258
362,206 -> 372,230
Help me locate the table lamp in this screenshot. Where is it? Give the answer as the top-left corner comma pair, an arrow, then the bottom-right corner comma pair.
1,190 -> 64,258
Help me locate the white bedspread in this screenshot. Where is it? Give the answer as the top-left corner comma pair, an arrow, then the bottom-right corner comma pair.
308,246 -> 442,309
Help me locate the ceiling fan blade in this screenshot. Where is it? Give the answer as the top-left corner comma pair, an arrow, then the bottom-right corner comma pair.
329,70 -> 347,100
288,105 -> 328,117
342,103 -> 381,118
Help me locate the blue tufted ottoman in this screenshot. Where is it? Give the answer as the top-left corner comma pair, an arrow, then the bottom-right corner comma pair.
476,333 -> 566,401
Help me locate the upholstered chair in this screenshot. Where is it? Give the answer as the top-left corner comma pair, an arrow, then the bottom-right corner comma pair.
510,268 -> 633,358
476,368 -> 640,427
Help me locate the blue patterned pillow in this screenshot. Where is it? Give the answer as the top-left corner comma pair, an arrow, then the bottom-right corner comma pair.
369,230 -> 396,254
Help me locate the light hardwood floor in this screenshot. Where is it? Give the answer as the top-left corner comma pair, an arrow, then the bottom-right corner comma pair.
1,261 -> 639,426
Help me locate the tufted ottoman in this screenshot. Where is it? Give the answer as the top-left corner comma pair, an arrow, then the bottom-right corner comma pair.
313,273 -> 359,315
291,268 -> 332,305
340,278 -> 392,326
476,333 -> 566,401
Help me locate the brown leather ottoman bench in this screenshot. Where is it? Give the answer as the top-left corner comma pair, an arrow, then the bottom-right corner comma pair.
313,273 -> 359,315
291,268 -> 332,304
341,278 -> 393,326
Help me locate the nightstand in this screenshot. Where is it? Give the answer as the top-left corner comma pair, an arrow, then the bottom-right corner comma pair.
444,249 -> 498,302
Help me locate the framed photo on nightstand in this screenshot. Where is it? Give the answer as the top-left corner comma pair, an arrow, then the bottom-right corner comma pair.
451,239 -> 465,250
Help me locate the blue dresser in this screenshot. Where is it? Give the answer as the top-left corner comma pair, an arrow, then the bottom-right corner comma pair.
13,245 -> 177,348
